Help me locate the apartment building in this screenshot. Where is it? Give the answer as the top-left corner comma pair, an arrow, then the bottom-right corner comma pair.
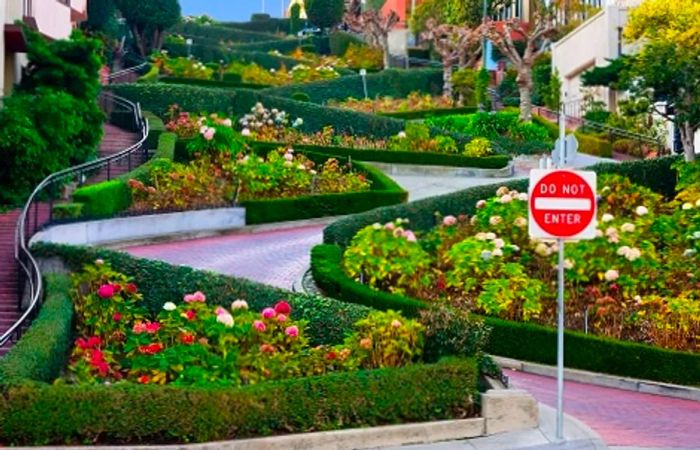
1,0 -> 87,96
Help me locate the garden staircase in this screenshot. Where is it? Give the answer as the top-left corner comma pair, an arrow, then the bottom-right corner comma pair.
87,124 -> 142,184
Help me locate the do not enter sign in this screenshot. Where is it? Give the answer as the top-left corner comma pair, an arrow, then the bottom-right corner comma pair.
529,169 -> 597,240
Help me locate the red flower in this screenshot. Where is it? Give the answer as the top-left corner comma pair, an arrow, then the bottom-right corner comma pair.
274,300 -> 291,315
184,310 -> 196,321
97,284 -> 115,299
436,275 -> 446,291
125,283 -> 138,294
113,312 -> 122,322
76,338 -> 89,349
138,343 -> 164,355
137,375 -> 150,384
86,336 -> 102,348
325,351 -> 338,361
112,284 -> 122,293
259,343 -> 275,353
145,322 -> 161,334
180,333 -> 195,345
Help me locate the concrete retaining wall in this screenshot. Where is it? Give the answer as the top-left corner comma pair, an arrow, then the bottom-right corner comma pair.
31,208 -> 246,247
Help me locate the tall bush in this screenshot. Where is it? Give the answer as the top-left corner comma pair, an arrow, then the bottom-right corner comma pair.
305,0 -> 345,31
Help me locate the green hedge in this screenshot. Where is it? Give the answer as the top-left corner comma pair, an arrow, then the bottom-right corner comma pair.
143,111 -> 165,150
72,180 -> 131,218
0,354 -> 476,445
0,275 -> 74,386
159,77 -> 269,90
531,115 -> 613,158
330,31 -> 364,56
243,160 -> 407,224
229,39 -> 301,54
262,69 -> 444,104
109,84 -> 406,137
380,106 -> 478,120
250,141 -> 511,169
171,22 -> 284,43
220,19 -> 292,35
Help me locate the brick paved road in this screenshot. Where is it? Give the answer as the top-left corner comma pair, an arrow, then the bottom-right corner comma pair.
126,224 -> 324,289
507,369 -> 700,449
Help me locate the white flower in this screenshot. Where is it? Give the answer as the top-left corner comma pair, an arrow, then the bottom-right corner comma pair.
595,229 -> 604,238
492,248 -> 503,257
199,125 -> 208,134
514,217 -> 527,228
620,223 -> 635,233
163,302 -> 177,311
493,238 -> 505,249
692,231 -> 700,240
489,216 -> 502,226
297,164 -> 306,170
476,200 -> 487,209
682,202 -> 694,210
500,194 -> 513,204
397,131 -> 407,139
604,269 -> 619,282
635,206 -> 649,216
310,169 -> 317,175
509,244 -> 520,252
292,118 -> 304,127
485,232 -> 497,240
633,295 -> 642,304
284,152 -> 294,162
684,249 -> 697,257
481,250 -> 493,261
564,259 -> 574,269
222,118 -> 232,127
517,193 -> 528,201
496,186 -> 509,196
475,232 -> 488,241
373,223 -> 382,230
535,243 -> 551,257
217,312 -> 235,327
602,213 -> 614,223
231,300 -> 248,310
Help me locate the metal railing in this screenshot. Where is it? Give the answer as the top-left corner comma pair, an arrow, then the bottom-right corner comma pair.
0,91 -> 149,350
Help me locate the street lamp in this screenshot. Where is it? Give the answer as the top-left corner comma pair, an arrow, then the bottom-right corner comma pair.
359,68 -> 368,99
186,38 -> 193,58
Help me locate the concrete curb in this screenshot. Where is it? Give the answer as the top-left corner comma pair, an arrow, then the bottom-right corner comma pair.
493,356 -> 700,402
10,419 -> 486,450
368,161 -> 515,178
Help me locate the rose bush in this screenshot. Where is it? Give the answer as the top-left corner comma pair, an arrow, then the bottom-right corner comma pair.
66,262 -> 424,385
342,171 -> 700,352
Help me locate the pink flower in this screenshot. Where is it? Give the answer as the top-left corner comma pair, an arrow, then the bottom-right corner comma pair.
216,312 -> 234,327
262,307 -> 276,319
403,230 -> 417,242
145,322 -> 160,334
443,215 -> 457,226
260,343 -> 275,353
391,319 -> 402,328
274,301 -> 291,315
112,312 -> 121,322
284,152 -> 294,161
253,320 -> 266,332
384,222 -> 396,231
97,284 -> 115,299
285,325 -> 299,338
215,306 -> 227,316
277,314 -> 287,323
203,127 -> 216,141
132,322 -> 147,334
184,291 -> 206,303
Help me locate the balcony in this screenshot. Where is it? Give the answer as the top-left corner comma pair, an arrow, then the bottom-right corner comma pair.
22,0 -> 72,40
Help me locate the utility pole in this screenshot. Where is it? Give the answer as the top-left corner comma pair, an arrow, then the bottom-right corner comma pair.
262,0 -> 266,14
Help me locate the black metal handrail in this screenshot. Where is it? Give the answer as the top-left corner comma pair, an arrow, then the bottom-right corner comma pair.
0,91 -> 149,350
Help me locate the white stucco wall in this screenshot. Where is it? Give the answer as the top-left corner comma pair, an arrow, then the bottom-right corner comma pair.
33,0 -> 72,40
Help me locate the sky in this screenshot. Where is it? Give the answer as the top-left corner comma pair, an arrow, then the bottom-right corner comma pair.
180,0 -> 290,22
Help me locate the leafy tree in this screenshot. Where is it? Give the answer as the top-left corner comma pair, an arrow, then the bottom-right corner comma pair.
475,67 -> 491,110
114,0 -> 181,56
581,56 -> 632,90
365,0 -> 387,10
304,0 -> 344,31
410,0 -> 510,34
623,0 -> 700,161
290,3 -> 302,35
483,0 -> 557,121
544,69 -> 562,111
85,0 -> 119,37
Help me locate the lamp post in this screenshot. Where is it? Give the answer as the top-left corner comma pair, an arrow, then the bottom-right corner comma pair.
360,68 -> 368,99
186,38 -> 193,58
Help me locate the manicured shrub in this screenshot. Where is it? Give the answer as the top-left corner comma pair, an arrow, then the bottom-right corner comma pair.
222,72 -> 243,84
291,91 -> 311,102
159,77 -> 269,89
229,39 -> 300,54
72,180 -> 131,218
574,131 -> 613,158
143,111 -> 165,150
221,18 -> 292,34
170,22 -> 283,43
330,31 -> 363,56
381,106 -> 478,120
51,203 -> 84,220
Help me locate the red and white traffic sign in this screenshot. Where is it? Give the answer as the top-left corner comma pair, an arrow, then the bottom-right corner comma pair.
528,169 -> 597,240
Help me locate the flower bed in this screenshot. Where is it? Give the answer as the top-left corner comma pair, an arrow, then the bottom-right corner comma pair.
312,157 -> 700,385
328,92 -> 455,114
0,244 -> 481,445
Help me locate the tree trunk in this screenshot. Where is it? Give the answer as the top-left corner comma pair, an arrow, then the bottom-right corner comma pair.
517,70 -> 534,121
679,121 -> 697,162
131,25 -> 147,57
443,63 -> 453,99
381,35 -> 391,69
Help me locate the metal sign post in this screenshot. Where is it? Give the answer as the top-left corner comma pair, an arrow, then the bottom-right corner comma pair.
529,169 -> 597,441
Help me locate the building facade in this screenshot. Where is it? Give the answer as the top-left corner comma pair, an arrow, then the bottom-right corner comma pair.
1,0 -> 87,96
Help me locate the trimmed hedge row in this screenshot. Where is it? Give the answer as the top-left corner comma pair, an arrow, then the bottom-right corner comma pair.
381,106 -> 478,120
171,22 -> 284,43
0,261 -> 477,445
323,156 -> 680,247
220,19 -> 292,34
109,84 -> 407,137
250,141 -> 511,169
69,132 -> 177,219
243,160 -> 407,224
531,115 -> 613,158
229,39 -> 301,54
262,69 -> 444,104
143,111 -> 165,151
310,244 -> 700,385
159,77 -> 269,90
